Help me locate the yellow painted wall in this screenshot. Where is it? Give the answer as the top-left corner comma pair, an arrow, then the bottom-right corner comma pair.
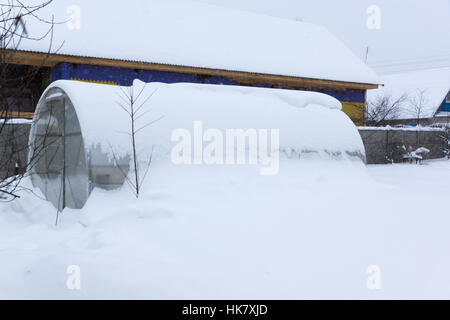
70,77 -> 118,85
341,102 -> 364,126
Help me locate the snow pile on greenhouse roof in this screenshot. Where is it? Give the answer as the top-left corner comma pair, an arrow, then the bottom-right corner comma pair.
41,80 -> 365,166
18,0 -> 378,85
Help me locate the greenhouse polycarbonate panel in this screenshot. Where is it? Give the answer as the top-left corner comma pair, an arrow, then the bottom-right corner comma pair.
63,98 -> 89,209
32,96 -> 66,211
88,144 -> 130,190
30,89 -> 90,211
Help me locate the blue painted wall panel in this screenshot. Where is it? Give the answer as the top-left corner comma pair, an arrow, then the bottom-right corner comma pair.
52,62 -> 241,87
437,98 -> 450,113
51,62 -> 365,103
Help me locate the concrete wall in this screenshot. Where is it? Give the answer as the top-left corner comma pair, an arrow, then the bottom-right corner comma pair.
358,127 -> 447,164
0,122 -> 31,179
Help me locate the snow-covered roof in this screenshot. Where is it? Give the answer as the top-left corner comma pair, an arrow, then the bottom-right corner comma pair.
367,68 -> 450,119
19,0 -> 378,85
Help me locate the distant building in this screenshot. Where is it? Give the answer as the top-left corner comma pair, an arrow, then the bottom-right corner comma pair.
439,91 -> 450,116
367,68 -> 450,126
3,0 -> 379,124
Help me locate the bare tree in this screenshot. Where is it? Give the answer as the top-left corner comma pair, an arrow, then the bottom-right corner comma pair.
0,0 -> 58,201
366,93 -> 408,126
408,89 -> 431,126
114,84 -> 162,198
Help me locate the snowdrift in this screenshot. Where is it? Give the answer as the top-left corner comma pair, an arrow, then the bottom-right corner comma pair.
28,80 -> 365,210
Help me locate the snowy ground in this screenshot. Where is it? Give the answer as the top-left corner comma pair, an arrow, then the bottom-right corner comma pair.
0,158 -> 449,299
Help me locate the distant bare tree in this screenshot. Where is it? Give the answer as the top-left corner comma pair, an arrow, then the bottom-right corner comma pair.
366,93 -> 408,126
408,89 -> 431,126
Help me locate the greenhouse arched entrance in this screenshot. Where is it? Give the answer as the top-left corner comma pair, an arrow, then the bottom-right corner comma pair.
30,88 -> 89,211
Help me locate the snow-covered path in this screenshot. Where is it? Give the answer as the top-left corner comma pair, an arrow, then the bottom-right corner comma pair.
0,159 -> 449,299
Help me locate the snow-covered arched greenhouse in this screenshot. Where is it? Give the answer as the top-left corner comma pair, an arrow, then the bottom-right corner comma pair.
28,80 -> 366,211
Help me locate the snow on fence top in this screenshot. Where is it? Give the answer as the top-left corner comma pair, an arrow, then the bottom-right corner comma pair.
38,80 -> 365,163
358,126 -> 445,132
0,119 -> 32,125
19,0 -> 378,85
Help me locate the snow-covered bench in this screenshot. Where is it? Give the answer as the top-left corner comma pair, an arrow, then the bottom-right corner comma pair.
402,147 -> 430,164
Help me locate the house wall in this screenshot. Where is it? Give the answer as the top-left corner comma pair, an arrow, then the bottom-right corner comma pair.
51,62 -> 366,124
0,122 -> 31,179
437,95 -> 450,113
51,62 -> 241,87
0,65 -> 51,118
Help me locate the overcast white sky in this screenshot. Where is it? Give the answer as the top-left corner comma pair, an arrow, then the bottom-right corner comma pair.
197,0 -> 450,74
